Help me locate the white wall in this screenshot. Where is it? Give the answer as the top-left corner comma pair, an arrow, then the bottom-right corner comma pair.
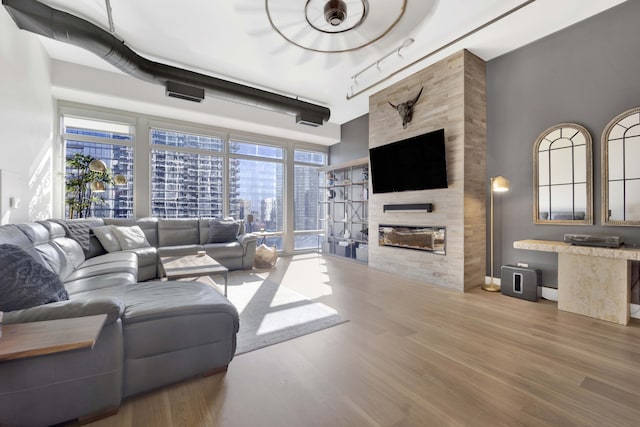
0,8 -> 55,223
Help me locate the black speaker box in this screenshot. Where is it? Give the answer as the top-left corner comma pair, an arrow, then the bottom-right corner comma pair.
500,265 -> 541,301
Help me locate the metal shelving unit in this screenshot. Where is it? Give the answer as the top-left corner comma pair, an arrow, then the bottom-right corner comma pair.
318,157 -> 369,263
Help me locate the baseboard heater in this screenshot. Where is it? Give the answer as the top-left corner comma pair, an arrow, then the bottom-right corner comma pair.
383,203 -> 433,213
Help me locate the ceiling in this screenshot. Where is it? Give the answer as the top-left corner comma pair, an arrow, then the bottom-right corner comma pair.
29,0 -> 626,127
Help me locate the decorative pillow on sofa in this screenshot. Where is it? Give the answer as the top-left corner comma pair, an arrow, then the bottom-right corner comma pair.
0,244 -> 69,312
92,225 -> 122,252
208,219 -> 240,243
50,218 -> 104,253
111,225 -> 151,250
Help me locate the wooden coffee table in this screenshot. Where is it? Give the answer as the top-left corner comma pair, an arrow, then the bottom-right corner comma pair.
160,254 -> 229,296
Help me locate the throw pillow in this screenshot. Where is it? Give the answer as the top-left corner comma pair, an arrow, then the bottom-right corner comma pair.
51,218 -> 104,253
92,225 -> 122,252
0,244 -> 68,312
111,225 -> 151,250
208,219 -> 240,243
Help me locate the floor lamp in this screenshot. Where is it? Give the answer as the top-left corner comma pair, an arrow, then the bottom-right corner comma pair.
483,175 -> 510,292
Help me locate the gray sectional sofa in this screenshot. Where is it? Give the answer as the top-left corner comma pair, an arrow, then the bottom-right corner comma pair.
61,217 -> 258,281
0,217 -> 255,427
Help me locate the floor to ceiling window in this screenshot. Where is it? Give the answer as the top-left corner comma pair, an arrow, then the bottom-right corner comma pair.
59,105 -> 327,253
62,116 -> 134,219
228,139 -> 284,250
293,149 -> 326,250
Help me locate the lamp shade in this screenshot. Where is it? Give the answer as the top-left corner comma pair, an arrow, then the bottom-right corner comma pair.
90,181 -> 105,192
492,176 -> 510,192
113,174 -> 127,185
88,159 -> 107,173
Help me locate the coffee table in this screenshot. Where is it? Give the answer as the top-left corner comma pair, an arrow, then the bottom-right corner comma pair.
160,254 -> 229,296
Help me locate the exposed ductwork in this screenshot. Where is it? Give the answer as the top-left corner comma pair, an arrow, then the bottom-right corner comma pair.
2,0 -> 331,126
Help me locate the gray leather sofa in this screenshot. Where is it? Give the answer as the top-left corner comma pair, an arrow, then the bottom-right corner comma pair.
62,217 -> 258,281
0,220 -> 240,427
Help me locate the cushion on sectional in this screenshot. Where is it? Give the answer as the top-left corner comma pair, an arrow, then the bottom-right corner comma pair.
50,218 -> 104,253
208,219 -> 240,243
92,225 -> 122,252
0,244 -> 69,312
112,225 -> 151,250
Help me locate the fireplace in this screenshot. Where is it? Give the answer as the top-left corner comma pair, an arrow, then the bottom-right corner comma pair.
378,225 -> 445,254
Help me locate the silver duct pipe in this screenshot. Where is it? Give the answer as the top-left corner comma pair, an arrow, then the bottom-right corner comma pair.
2,0 -> 330,126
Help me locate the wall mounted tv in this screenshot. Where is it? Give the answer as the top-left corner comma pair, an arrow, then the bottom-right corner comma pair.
369,128 -> 448,194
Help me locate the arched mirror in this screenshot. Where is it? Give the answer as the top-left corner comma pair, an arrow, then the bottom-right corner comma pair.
602,107 -> 640,225
533,123 -> 593,224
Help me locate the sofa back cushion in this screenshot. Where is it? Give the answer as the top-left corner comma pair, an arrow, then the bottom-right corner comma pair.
158,218 -> 199,247
0,244 -> 69,312
199,218 -> 244,244
0,224 -> 50,269
52,237 -> 86,269
48,218 -> 105,257
17,223 -> 74,279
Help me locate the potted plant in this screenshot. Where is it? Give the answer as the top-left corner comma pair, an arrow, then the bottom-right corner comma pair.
65,153 -> 113,219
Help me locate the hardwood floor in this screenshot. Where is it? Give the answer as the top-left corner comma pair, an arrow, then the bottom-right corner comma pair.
84,253 -> 640,427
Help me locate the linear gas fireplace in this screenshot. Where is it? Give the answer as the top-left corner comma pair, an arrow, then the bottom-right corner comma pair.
378,225 -> 446,255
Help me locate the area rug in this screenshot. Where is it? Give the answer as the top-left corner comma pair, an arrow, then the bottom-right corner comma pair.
223,272 -> 347,355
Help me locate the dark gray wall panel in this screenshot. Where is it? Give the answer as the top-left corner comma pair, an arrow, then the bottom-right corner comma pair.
486,0 -> 640,286
330,114 -> 369,164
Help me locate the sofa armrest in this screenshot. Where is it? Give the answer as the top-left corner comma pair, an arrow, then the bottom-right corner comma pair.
3,297 -> 124,326
237,233 -> 257,247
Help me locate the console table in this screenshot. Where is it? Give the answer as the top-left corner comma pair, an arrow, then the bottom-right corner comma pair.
513,240 -> 640,325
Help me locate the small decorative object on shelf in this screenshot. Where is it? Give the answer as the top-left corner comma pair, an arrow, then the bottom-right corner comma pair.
327,172 -> 335,186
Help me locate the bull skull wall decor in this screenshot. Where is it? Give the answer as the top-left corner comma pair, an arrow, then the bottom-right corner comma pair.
388,87 -> 423,129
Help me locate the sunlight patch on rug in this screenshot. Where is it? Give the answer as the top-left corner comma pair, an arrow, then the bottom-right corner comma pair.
225,273 -> 347,355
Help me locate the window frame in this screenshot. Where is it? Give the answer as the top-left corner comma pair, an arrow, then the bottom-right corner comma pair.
57,102 -> 329,253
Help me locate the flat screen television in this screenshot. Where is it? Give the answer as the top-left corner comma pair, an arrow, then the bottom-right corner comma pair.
369,128 -> 448,194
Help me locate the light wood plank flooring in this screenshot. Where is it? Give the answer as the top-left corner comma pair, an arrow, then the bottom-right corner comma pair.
82,253 -> 640,427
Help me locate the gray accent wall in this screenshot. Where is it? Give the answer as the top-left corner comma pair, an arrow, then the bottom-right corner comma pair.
329,114 -> 369,164
487,0 -> 640,287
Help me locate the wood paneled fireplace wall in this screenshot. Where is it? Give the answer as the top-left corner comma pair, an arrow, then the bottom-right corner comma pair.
368,49 -> 487,291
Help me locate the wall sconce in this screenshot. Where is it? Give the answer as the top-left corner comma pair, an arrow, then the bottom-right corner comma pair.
483,175 -> 510,292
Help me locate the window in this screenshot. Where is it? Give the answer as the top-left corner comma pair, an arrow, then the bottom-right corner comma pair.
293,149 -> 326,250
63,116 -> 134,218
59,107 -> 329,253
229,140 -> 284,249
151,129 -> 224,218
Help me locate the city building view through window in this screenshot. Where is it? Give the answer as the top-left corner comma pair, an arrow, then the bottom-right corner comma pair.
62,115 -> 326,252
